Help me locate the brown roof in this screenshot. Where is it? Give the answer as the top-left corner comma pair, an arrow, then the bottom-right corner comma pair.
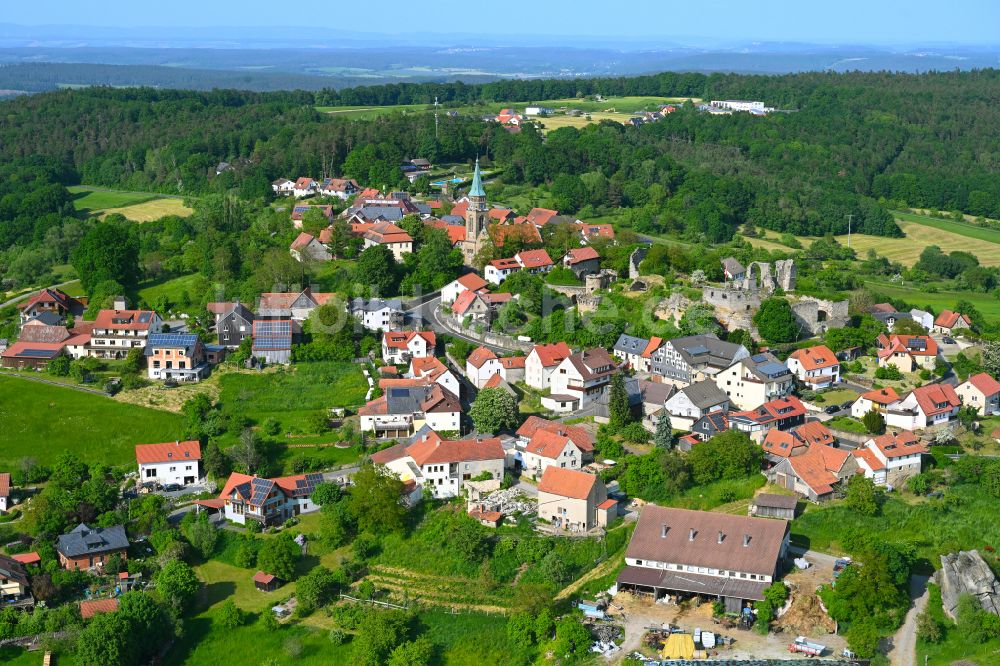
93,309 -> 158,331
290,231 -> 318,251
934,309 -> 971,328
455,273 -> 489,291
566,347 -> 617,380
19,324 -> 70,344
369,442 -> 409,465
626,505 -> 788,577
752,493 -> 797,510
80,598 -> 119,619
538,466 -> 599,500
526,207 -> 559,225
867,430 -> 927,458
135,440 -> 201,465
0,472 -> 9,498
516,249 -> 553,269
467,346 -> 498,369
860,387 -> 900,405
364,222 -> 413,245
253,571 -> 276,584
787,444 -> 850,495
530,342 -> 572,368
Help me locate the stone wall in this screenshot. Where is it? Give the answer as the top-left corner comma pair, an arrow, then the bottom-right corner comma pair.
937,550 -> 1000,621
790,297 -> 850,336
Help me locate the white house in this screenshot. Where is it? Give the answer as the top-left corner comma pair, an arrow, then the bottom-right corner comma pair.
517,428 -> 585,479
350,298 -> 403,332
466,346 -> 502,389
663,380 -> 731,430
218,472 -> 323,526
515,249 -> 554,274
370,429 -> 505,499
135,440 -> 202,487
485,258 -> 521,285
525,342 -> 572,390
956,372 -> 1000,416
887,383 -> 961,430
292,177 -> 318,198
545,348 -> 617,412
713,352 -> 794,411
0,473 -> 10,513
613,334 -> 663,373
382,330 -> 436,364
853,431 -> 927,486
271,178 -> 295,195
909,309 -> 935,330
787,345 -> 841,390
933,310 -> 972,335
442,273 -> 489,305
359,385 -> 461,438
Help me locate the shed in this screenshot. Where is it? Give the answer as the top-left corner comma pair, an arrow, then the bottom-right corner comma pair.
597,498 -> 618,528
749,493 -> 798,520
253,570 -> 279,592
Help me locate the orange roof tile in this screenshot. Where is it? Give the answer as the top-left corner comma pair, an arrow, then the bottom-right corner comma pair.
965,372 -> 1000,396
537,466 -> 598,500
529,342 -> 572,368
861,387 -> 900,405
789,345 -> 839,371
80,598 -> 119,619
516,249 -> 553,269
467,346 -> 498,369
455,273 -> 489,291
135,440 -> 201,465
909,383 -> 961,417
516,415 -> 594,452
868,430 -> 927,458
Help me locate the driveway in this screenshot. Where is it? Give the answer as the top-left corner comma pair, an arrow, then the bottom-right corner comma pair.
888,574 -> 930,666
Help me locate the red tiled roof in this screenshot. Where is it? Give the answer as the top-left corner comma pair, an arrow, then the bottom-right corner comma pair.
860,387 -> 900,405
406,432 -> 504,466
483,373 -> 504,389
537,466 -> 598,500
467,346 -> 498,369
18,288 -> 82,312
383,330 -> 436,350
451,290 -> 481,316
793,422 -> 835,447
910,383 -> 961,417
499,356 -> 525,369
469,508 -> 502,523
364,222 -> 412,245
488,207 -> 516,221
290,231 -> 317,251
295,177 -> 314,188
489,257 -> 521,270
516,249 -> 553,269
481,293 -> 512,306
424,218 -> 466,244
530,342 -> 572,368
135,440 -> 201,465
526,208 -> 559,226
525,429 -> 578,459
451,200 -> 469,218
11,552 -> 40,565
411,356 -> 448,378
789,345 -> 839,371
853,447 -> 885,472
578,223 -> 614,239
219,472 -> 255,500
787,444 -> 850,495
0,472 -> 9,498
934,309 -> 971,329
965,372 -> 1000,397
253,571 -> 276,584
1,341 -> 65,359
597,498 -> 617,510
93,309 -> 158,331
455,273 -> 489,291
879,334 -> 938,358
871,303 -> 896,313
564,247 -> 599,264
80,598 -> 119,619
641,337 -> 664,359
762,430 -> 806,459
516,416 -> 594,452
868,430 -> 927,458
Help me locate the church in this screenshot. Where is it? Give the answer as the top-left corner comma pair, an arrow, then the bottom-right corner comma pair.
460,159 -> 491,265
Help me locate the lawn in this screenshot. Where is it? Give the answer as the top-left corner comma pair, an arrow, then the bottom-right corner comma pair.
893,209 -> 1000,245
864,280 -> 1000,320
814,387 -> 861,405
68,185 -> 157,213
217,362 -> 368,435
0,647 -> 42,665
102,198 -> 193,221
667,475 -> 767,512
137,273 -> 209,311
0,374 -> 185,469
917,583 -> 1000,665
825,415 -> 868,434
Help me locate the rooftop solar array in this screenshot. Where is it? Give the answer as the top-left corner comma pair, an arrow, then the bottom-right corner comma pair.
751,353 -> 769,363
758,361 -> 790,378
253,320 -> 292,350
148,333 -> 199,347
16,348 -> 61,358
250,478 -> 275,505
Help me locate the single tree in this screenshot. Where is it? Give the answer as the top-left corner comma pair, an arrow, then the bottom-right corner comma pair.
257,533 -> 299,581
844,475 -> 881,516
608,373 -> 631,427
862,409 -> 886,435
469,387 -> 520,433
753,298 -> 800,343
217,600 -> 245,629
349,465 -> 406,535
155,559 -> 200,612
230,428 -> 262,475
653,412 -> 674,450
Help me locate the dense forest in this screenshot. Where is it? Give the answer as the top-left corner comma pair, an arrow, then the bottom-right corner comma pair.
1,69 -> 999,288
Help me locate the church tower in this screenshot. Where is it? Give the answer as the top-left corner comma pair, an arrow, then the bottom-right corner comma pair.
462,158 -> 490,264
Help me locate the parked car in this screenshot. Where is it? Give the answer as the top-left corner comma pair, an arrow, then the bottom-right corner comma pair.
841,400 -> 855,409
943,336 -> 956,344
824,405 -> 840,414
163,483 -> 182,492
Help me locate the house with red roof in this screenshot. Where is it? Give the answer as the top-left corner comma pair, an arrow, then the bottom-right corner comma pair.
933,309 -> 972,335
525,207 -> 559,226
495,109 -> 523,126
1,341 -> 66,370
851,386 -> 902,419
377,356 -> 460,398
537,467 -> 611,531
577,222 -> 615,243
0,472 -> 10,513
876,334 -> 939,373
730,396 -> 807,435
546,348 -> 618,412
362,222 -> 413,261
562,246 -> 601,279
514,249 -> 554,274
956,372 -> 1000,415
423,218 -> 467,246
761,422 -> 836,465
381,330 -> 436,364
292,177 -> 318,198
518,428 -> 586,479
787,344 -> 841,389
258,288 -> 334,321
853,430 -> 926,486
466,346 -> 501,389
525,342 -> 572,390
89,309 -> 162,359
318,177 -> 360,200
765,443 -> 856,502
485,257 -> 522,285
516,416 -> 594,456
289,232 -> 332,263
17,287 -> 86,325
218,471 -> 325,526
135,440 -> 202,487
369,428 -> 504,499
891,383 -> 961,429
441,273 -> 489,305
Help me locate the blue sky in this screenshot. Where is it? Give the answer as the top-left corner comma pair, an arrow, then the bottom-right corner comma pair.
6,0 -> 999,45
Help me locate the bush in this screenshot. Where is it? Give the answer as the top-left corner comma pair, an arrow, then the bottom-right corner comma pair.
875,366 -> 902,380
620,422 -> 650,444
216,600 -> 244,629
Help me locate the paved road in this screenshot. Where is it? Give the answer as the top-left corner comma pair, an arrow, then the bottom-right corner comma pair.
888,574 -> 931,666
407,295 -> 516,354
0,279 -> 79,310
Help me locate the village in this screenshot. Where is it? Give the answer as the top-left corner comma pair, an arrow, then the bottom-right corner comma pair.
3,153 -> 1000,666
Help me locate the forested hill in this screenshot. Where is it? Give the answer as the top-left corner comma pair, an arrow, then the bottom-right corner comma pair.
0,69 -> 998,252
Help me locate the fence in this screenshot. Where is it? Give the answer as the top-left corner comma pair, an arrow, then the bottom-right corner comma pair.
339,593 -> 408,610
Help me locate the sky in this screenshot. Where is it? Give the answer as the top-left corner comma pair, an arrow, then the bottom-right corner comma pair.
4,0 -> 999,46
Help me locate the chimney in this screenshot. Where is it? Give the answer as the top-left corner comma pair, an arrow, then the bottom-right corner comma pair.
743,534 -> 751,547
661,524 -> 668,538
717,531 -> 724,544
689,528 -> 696,541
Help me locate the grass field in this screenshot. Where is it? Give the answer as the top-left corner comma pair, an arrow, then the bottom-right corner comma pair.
69,185 -> 157,212
745,211 -> 1000,266
0,647 -> 38,665
865,280 -> 1000,319
137,273 -> 209,310
102,198 -> 193,221
917,583 -> 1000,665
0,374 -> 185,469
217,362 -> 367,435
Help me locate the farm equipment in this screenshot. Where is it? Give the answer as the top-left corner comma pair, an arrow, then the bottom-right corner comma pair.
789,637 -> 826,656
833,558 -> 851,578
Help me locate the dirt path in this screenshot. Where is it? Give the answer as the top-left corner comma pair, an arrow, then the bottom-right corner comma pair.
888,574 -> 930,666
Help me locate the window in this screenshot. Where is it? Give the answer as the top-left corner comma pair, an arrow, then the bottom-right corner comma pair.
145,469 -> 155,478
169,466 -> 176,472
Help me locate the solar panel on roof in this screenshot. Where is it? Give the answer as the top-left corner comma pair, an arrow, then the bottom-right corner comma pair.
751,353 -> 769,363
758,362 -> 789,377
139,312 -> 152,323
19,348 -> 60,358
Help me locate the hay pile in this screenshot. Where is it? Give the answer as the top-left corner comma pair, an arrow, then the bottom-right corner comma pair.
774,592 -> 836,635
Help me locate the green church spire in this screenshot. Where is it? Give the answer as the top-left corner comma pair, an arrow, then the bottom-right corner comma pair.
469,158 -> 485,198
